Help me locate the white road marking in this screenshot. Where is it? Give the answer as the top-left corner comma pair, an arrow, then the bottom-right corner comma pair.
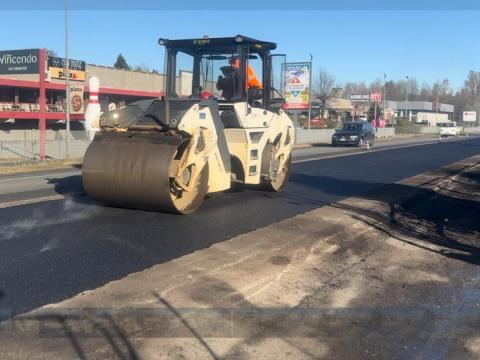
0,192 -> 85,209
0,171 -> 80,183
0,195 -> 66,209
292,136 -> 474,164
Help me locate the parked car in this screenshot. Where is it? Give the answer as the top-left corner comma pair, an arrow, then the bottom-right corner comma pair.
437,121 -> 458,137
332,122 -> 375,147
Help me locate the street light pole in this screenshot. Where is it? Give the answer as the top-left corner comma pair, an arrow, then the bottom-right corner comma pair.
308,52 -> 313,130
383,73 -> 386,115
405,75 -> 409,120
64,0 -> 70,158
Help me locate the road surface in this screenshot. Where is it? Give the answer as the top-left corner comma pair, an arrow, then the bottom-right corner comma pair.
0,135 -> 479,359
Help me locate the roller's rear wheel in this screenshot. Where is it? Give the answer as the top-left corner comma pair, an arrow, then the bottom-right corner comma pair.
265,155 -> 292,192
170,165 -> 209,214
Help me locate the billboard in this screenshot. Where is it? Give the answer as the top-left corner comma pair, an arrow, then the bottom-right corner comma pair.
69,85 -> 84,114
463,111 -> 477,122
284,62 -> 311,110
48,56 -> 86,81
0,49 -> 39,74
349,94 -> 370,102
349,93 -> 382,102
370,92 -> 382,102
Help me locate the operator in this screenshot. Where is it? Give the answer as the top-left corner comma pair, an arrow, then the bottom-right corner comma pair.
230,57 -> 262,90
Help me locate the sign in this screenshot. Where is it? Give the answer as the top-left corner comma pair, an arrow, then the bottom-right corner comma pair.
69,85 -> 84,114
349,93 -> 382,102
463,111 -> 477,122
0,49 -> 39,74
48,56 -> 86,81
384,108 -> 395,121
433,96 -> 439,112
349,94 -> 370,102
370,92 -> 382,102
284,62 -> 311,110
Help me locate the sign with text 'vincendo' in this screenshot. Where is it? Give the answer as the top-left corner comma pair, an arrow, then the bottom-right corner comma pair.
284,62 -> 311,110
0,49 -> 39,74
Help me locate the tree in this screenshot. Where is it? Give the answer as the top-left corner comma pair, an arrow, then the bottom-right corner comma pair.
463,71 -> 480,103
367,102 -> 383,122
344,81 -> 368,95
313,68 -> 335,116
114,54 -> 130,70
47,49 -> 58,58
133,63 -> 151,72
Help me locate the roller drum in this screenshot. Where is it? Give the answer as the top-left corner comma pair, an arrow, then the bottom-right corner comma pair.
82,132 -> 187,213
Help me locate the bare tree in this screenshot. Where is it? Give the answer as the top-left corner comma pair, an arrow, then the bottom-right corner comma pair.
344,81 -> 368,95
133,63 -> 152,72
369,78 -> 383,93
463,71 -> 480,103
314,68 -> 335,114
419,82 -> 431,100
407,78 -> 419,99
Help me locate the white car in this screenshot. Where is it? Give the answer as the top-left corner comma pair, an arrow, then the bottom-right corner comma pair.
438,122 -> 458,137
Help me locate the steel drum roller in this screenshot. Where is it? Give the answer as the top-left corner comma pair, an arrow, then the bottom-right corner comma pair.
82,132 -> 207,213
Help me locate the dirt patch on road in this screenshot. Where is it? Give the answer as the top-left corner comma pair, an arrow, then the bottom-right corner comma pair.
2,156 -> 480,359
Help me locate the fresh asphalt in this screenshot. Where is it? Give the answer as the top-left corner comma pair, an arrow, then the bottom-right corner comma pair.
0,135 -> 471,205
0,136 -> 479,317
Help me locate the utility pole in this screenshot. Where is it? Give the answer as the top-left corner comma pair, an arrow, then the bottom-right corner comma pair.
383,73 -> 386,115
308,53 -> 313,130
64,0 -> 70,158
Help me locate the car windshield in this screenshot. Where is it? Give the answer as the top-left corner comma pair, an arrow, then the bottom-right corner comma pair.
340,123 -> 362,131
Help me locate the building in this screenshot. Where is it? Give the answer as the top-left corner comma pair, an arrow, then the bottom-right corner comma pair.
0,48 -> 179,133
384,100 -> 454,125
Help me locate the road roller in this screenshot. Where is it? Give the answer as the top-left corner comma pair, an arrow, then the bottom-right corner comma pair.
82,35 -> 294,214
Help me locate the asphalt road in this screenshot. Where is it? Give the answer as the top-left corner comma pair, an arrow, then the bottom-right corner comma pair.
0,136 -> 479,318
0,134 -> 471,205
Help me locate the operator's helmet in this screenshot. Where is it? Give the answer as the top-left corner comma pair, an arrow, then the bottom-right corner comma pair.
229,55 -> 240,66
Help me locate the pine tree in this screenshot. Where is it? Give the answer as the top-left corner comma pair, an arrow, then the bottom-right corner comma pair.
114,54 -> 130,70
368,103 -> 383,122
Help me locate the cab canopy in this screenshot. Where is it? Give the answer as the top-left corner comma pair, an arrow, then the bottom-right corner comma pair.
158,35 -> 283,108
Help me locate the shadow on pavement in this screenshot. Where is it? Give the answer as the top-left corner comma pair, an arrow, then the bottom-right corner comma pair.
330,176 -> 480,265
311,143 -> 334,148
47,175 -> 85,197
15,311 -> 140,360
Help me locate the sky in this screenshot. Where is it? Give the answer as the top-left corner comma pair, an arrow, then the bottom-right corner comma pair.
2,3 -> 480,91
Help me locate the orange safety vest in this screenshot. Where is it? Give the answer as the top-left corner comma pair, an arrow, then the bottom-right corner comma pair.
233,59 -> 263,89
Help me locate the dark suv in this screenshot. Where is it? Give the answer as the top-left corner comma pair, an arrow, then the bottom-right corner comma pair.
332,122 -> 375,147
